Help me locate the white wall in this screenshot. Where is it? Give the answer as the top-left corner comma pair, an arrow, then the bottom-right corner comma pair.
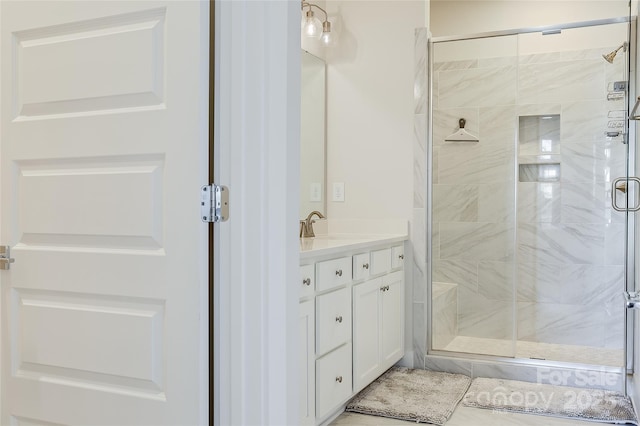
324,1 -> 426,222
431,0 -> 629,37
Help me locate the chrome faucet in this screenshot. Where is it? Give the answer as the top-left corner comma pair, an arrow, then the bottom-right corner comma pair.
300,210 -> 325,238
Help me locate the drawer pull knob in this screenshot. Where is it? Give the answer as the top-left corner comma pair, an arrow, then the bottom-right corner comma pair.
336,315 -> 343,323
386,285 -> 390,291
381,285 -> 389,292
363,263 -> 369,269
302,278 -> 311,286
335,269 -> 343,277
336,376 -> 343,383
399,254 -> 404,260
380,287 -> 385,292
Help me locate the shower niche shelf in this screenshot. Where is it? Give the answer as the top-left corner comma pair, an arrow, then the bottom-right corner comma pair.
518,114 -> 561,182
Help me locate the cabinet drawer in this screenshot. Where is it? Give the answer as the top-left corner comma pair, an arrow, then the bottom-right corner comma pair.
316,343 -> 352,419
316,257 -> 352,292
299,264 -> 315,299
391,245 -> 404,269
370,248 -> 391,276
353,253 -> 371,281
316,287 -> 351,356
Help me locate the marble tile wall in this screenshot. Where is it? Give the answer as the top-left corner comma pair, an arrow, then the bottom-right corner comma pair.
412,28 -> 429,368
428,44 -> 628,356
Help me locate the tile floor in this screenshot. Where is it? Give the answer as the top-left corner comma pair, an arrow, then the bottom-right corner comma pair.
442,336 -> 623,367
332,407 -> 611,425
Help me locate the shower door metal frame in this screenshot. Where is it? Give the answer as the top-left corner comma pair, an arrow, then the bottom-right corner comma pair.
426,16 -> 636,378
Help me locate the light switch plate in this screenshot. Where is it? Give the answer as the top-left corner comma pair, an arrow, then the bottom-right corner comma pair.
332,182 -> 345,202
310,183 -> 322,202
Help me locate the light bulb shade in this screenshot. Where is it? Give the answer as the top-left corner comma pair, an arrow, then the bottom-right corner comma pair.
302,10 -> 322,38
320,20 -> 332,46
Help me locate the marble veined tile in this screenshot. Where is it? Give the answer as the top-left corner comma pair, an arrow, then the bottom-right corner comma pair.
561,182 -> 612,224
432,146 -> 439,185
414,29 -> 428,114
517,263 -> 605,305
433,184 -> 479,222
517,223 -> 605,265
412,261 -> 425,303
433,107 -> 479,147
458,287 -> 513,340
433,59 -> 478,71
440,222 -> 515,261
478,56 -> 517,68
518,51 -> 563,65
560,143 -> 606,184
413,301 -> 426,355
441,336 -> 624,369
517,302 -> 604,347
432,223 -> 440,260
518,103 -> 561,117
518,59 -> 604,104
424,356 -> 473,376
433,259 -> 478,291
562,47 -> 614,61
478,183 -> 515,223
439,65 -> 517,108
411,208 -> 426,267
414,114 -> 426,209
439,144 -> 513,185
479,105 -> 517,146
560,100 -> 607,143
604,222 -> 625,266
477,261 -> 515,302
518,183 -> 561,223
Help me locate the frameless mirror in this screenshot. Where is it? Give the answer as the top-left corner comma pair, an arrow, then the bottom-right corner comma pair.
300,50 -> 326,219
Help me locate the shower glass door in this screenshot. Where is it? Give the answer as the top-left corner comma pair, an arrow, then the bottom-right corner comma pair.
430,20 -> 631,368
430,34 -> 519,358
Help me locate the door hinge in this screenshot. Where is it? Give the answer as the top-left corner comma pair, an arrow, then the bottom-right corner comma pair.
0,245 -> 15,270
201,184 -> 229,223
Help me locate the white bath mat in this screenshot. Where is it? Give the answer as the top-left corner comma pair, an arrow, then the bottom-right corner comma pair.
346,366 -> 472,425
462,377 -> 637,425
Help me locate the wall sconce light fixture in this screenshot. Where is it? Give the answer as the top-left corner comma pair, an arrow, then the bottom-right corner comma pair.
301,1 -> 333,46
630,96 -> 640,120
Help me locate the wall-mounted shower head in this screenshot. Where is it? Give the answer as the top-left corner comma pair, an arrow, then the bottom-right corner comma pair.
603,42 -> 627,64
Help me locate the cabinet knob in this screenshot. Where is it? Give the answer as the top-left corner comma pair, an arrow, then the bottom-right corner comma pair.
302,278 -> 311,286
336,315 -> 343,323
336,376 -> 343,383
399,254 -> 404,260
363,263 -> 369,269
335,269 -> 343,277
380,287 -> 386,292
386,285 -> 390,291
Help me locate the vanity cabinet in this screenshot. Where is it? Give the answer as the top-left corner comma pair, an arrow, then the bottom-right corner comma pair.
299,240 -> 406,425
353,272 -> 404,393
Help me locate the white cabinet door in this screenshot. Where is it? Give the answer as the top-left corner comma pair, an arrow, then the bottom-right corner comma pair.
381,271 -> 404,368
352,278 -> 382,393
0,2 -> 208,425
299,300 -> 315,425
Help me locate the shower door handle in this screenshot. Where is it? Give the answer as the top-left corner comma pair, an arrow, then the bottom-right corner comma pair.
611,177 -> 640,212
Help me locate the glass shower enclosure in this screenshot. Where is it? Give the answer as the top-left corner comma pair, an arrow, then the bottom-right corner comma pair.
428,19 -> 634,371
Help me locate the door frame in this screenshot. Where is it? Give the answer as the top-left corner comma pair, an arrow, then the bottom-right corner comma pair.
213,0 -> 300,424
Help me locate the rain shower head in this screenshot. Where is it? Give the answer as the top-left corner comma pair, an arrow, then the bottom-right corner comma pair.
603,42 -> 627,63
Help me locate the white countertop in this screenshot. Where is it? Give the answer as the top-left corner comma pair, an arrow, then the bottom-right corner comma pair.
299,233 -> 408,260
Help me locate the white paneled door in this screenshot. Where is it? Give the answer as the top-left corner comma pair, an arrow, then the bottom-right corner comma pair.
0,1 -> 209,425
